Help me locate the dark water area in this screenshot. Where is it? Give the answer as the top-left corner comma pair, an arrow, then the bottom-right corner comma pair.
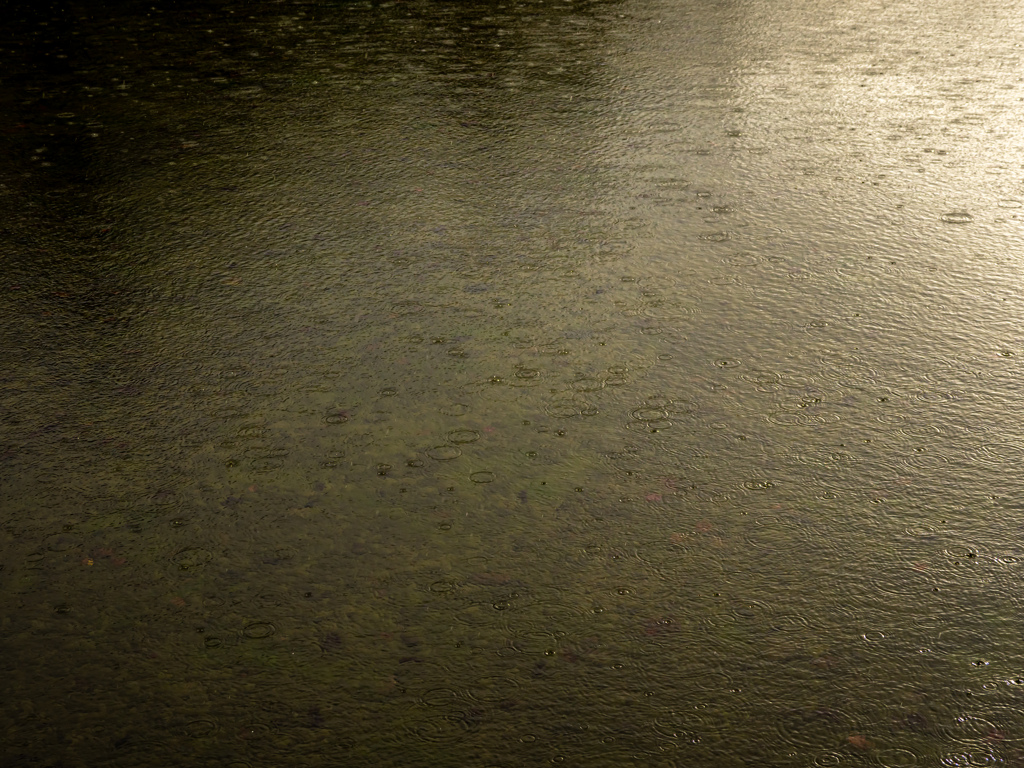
3,0 -> 1024,765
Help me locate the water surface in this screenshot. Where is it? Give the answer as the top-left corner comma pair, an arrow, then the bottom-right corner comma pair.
3,0 -> 1024,765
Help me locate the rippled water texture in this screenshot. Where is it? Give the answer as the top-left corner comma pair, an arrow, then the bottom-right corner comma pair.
4,0 -> 1024,765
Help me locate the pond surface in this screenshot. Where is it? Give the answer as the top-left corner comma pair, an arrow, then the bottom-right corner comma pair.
3,0 -> 1024,765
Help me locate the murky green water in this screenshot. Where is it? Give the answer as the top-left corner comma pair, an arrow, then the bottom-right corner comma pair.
4,0 -> 1024,765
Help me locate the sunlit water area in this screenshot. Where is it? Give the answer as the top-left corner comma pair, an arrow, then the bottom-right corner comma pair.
3,0 -> 1024,764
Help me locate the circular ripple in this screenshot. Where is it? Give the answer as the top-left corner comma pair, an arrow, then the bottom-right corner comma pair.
514,600 -> 589,631
744,519 -> 803,552
796,449 -> 856,466
420,688 -> 460,707
653,706 -> 729,740
446,429 -> 480,444
666,400 -> 700,417
626,418 -> 673,432
941,752 -> 1001,767
250,458 -> 283,472
571,377 -> 605,392
941,212 -> 974,224
466,676 -> 520,703
813,752 -> 845,767
678,670 -> 732,693
237,723 -> 271,741
863,565 -> 937,600
766,411 -> 811,426
44,534 -> 78,552
878,748 -> 918,767
942,543 -> 987,561
635,539 -> 695,568
631,406 -> 668,422
743,370 -> 783,391
941,714 -> 1009,743
405,713 -> 470,744
452,600 -> 506,627
936,628 -> 996,656
703,599 -> 773,627
775,707 -> 855,750
185,720 -> 217,737
325,413 -> 349,425
902,451 -> 952,471
546,402 -> 580,419
727,252 -> 760,267
470,471 -> 495,484
770,618 -> 811,634
427,445 -> 462,461
510,630 -> 559,654
877,413 -> 906,425
172,547 -> 213,571
691,483 -> 737,503
967,443 -> 1024,466
242,622 -> 276,639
